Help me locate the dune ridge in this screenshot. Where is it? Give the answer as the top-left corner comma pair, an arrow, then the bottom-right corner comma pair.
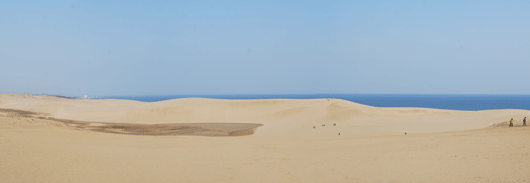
1,94 -> 528,137
2,94 -> 530,182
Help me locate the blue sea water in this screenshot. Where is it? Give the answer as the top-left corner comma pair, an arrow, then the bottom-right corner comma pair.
103,94 -> 530,111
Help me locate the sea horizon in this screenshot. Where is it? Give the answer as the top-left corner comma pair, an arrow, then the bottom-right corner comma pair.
16,93 -> 527,111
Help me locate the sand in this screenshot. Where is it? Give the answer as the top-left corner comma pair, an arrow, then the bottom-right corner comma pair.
1,93 -> 530,182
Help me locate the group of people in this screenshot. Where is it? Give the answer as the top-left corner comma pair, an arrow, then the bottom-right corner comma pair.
509,117 -> 527,127
313,123 -> 340,136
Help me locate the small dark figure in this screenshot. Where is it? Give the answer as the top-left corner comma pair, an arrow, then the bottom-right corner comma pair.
333,123 -> 336,126
524,117 -> 527,126
322,124 -> 325,127
509,118 -> 514,127
405,131 -> 407,135
313,126 -> 316,129
338,133 -> 340,136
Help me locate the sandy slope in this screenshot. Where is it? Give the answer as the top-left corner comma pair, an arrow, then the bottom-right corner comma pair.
1,94 -> 530,182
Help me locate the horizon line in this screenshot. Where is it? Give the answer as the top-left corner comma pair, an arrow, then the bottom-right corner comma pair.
3,92 -> 530,98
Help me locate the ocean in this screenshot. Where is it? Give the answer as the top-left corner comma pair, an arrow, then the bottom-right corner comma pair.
102,94 -> 530,111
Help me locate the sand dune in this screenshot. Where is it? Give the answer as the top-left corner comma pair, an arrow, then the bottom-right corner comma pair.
1,94 -> 530,182
2,94 -> 527,137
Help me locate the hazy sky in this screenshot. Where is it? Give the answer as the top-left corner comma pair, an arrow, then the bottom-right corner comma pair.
1,1 -> 529,96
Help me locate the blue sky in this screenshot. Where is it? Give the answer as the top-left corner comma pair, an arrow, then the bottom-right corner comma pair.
1,1 -> 529,96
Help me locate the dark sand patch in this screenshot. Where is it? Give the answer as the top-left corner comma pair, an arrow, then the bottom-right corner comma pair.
67,121 -> 263,136
0,108 -> 41,117
0,108 -> 263,137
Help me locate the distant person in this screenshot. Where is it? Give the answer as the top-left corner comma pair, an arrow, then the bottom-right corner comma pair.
510,118 -> 514,127
524,117 -> 527,126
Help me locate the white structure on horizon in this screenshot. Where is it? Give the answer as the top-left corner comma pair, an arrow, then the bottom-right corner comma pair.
84,95 -> 88,99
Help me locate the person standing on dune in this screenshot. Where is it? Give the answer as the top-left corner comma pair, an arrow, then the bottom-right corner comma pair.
524,117 -> 527,126
510,118 -> 514,127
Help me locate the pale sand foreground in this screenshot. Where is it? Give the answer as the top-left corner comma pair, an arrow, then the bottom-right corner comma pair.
1,94 -> 530,182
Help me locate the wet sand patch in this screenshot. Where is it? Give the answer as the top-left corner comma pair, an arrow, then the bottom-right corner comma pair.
0,108 -> 263,136
67,121 -> 263,136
